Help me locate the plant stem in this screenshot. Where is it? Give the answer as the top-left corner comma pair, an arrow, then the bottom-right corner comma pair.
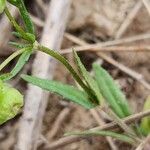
4,7 -> 34,42
0,48 -> 27,71
37,43 -> 96,101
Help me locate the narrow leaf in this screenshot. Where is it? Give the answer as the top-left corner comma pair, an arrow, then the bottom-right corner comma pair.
65,130 -> 135,145
93,63 -> 131,117
21,74 -> 96,109
93,63 -> 125,118
73,50 -> 103,104
9,0 -> 35,34
0,73 -> 12,81
9,41 -> 31,49
1,47 -> 32,81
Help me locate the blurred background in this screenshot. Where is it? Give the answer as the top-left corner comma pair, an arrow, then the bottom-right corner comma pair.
0,0 -> 150,149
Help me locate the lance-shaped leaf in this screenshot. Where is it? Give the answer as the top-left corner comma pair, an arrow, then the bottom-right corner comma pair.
1,47 -> 32,81
73,50 -> 103,105
0,73 -> 12,81
65,130 -> 135,145
93,63 -> 131,118
21,74 -> 96,109
9,41 -> 31,49
140,96 -> 150,135
8,0 -> 35,34
93,64 -> 125,118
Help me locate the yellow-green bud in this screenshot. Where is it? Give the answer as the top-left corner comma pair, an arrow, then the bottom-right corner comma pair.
0,80 -> 23,124
0,0 -> 6,14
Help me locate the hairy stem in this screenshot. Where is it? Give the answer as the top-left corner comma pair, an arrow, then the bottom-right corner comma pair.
36,43 -> 96,101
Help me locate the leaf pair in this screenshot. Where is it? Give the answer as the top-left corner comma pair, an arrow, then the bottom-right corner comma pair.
21,50 -> 102,109
21,50 -> 131,114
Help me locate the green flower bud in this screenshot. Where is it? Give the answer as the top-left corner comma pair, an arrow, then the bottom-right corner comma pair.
140,96 -> 150,135
0,80 -> 23,124
0,0 -> 6,14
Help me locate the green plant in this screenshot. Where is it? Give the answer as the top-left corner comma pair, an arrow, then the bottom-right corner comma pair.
0,0 -> 149,147
140,96 -> 150,135
0,80 -> 23,124
0,0 -> 6,14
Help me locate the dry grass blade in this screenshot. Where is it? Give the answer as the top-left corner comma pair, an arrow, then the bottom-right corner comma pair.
136,135 -> 150,150
60,45 -> 150,54
64,33 -> 150,90
45,110 -> 150,149
63,33 -> 150,53
143,0 -> 150,16
115,1 -> 143,39
46,108 -> 71,141
90,109 -> 118,150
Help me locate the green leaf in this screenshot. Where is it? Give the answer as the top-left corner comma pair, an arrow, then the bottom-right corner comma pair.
65,130 -> 135,145
140,96 -> 150,135
12,32 -> 35,43
93,63 -> 125,118
21,74 -> 96,109
73,50 -> 103,105
9,41 -> 31,49
1,47 -> 32,81
0,0 -> 6,14
93,63 -> 131,117
18,0 -> 35,34
8,0 -> 35,34
37,44 -> 95,102
0,73 -> 12,81
4,7 -> 34,43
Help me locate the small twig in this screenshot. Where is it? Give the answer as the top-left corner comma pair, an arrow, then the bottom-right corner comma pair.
63,33 -> 150,53
96,53 -> 150,90
45,110 -> 150,149
143,0 -> 150,16
36,0 -> 47,14
103,107 -> 140,143
136,135 -> 150,150
90,109 -> 118,150
30,15 -> 44,27
64,33 -> 150,90
115,1 -> 143,39
92,110 -> 150,131
60,45 -> 150,54
46,107 -> 71,141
